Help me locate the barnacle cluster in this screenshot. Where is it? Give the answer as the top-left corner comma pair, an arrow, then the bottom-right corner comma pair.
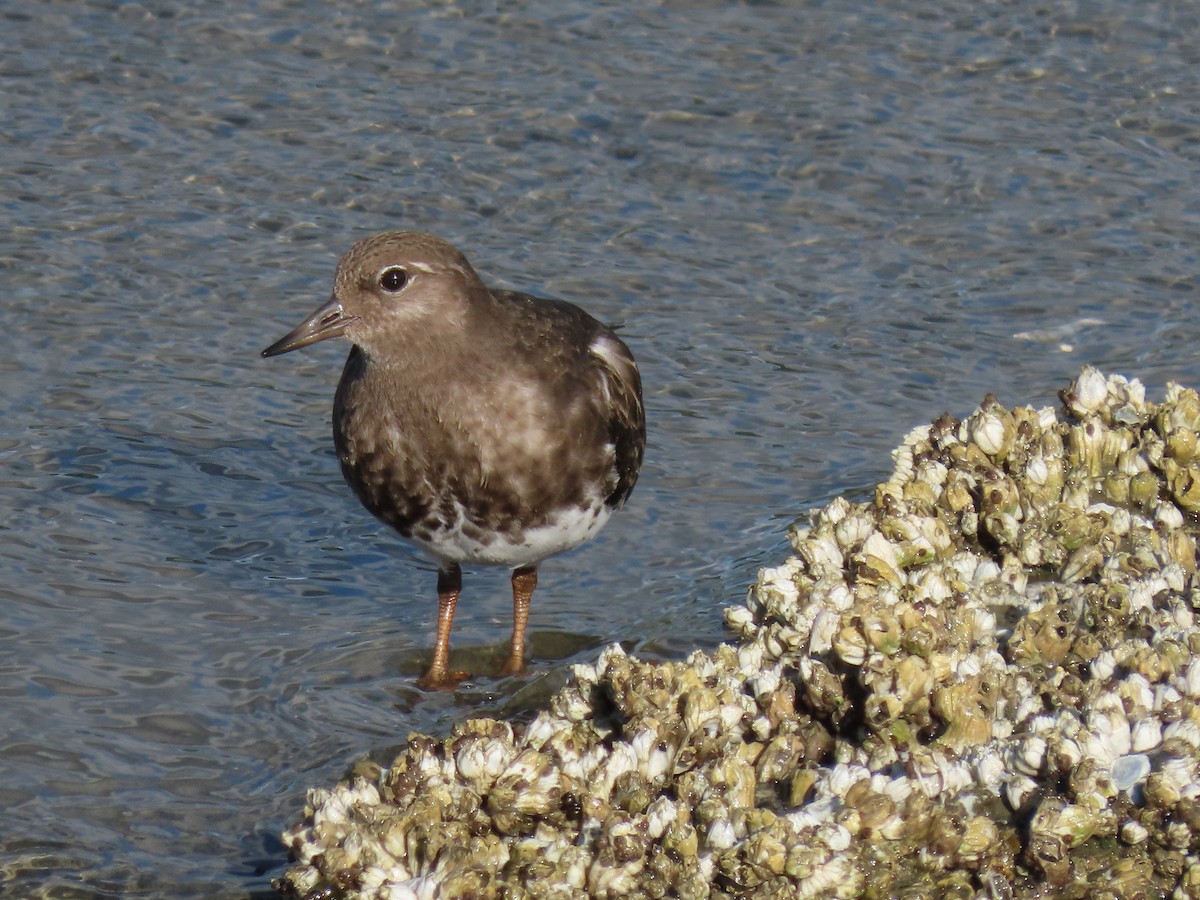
275,368 -> 1200,899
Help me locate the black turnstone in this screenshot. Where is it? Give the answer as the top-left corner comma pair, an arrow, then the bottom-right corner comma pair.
262,232 -> 645,689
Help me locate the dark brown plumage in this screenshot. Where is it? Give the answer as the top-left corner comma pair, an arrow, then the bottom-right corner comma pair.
262,232 -> 645,689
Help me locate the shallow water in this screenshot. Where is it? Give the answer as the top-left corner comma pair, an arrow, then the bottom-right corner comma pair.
4,0 -> 1200,895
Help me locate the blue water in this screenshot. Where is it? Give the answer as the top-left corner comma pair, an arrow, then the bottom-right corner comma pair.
4,0 -> 1200,895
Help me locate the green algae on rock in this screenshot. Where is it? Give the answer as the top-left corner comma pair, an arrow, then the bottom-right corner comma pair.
275,369 -> 1200,899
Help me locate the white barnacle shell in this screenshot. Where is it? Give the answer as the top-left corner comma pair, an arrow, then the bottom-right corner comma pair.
307,786 -> 340,827
522,712 -> 560,750
916,459 -> 950,497
487,748 -> 562,823
760,623 -> 805,660
974,749 -> 1006,792
808,608 -> 839,655
1081,708 -> 1132,765
570,657 -> 600,685
1179,659 -> 1200,699
910,749 -> 972,797
821,763 -> 870,801
1110,373 -> 1146,413
1004,774 -> 1039,810
1129,575 -> 1168,613
1010,692 -> 1045,731
748,714 -> 772,742
1000,553 -> 1029,595
944,550 -> 979,583
819,822 -> 853,853
586,853 -> 643,896
1012,736 -> 1047,777
1034,405 -> 1058,429
593,643 -> 627,677
893,425 -> 930,477
914,568 -> 952,604
832,625 -> 869,667
681,684 -> 722,735
852,533 -> 903,594
1120,820 -> 1149,845
1025,454 -> 1051,487
746,663 -> 780,700
553,681 -> 599,724
1155,500 -> 1186,531
795,854 -> 855,899
971,407 -> 1015,458
718,693 -> 752,731
1068,367 -> 1109,414
1166,597 -> 1195,629
1049,732 -> 1084,771
284,865 -> 321,896
788,797 -> 840,833
805,534 -> 847,577
861,527 -> 901,562
644,796 -> 678,841
972,607 -> 997,643
1109,753 -> 1152,792
454,736 -> 515,790
1163,562 -> 1187,593
1159,756 -> 1198,794
753,562 -> 802,613
1162,719 -> 1200,752
574,744 -> 610,785
1091,690 -> 1126,716
1091,650 -> 1118,682
705,815 -> 737,850
593,742 -> 639,800
821,495 -> 853,526
451,719 -> 517,788
737,641 -> 765,676
953,652 -> 984,679
1153,683 -> 1183,714
555,846 -> 591,889
823,580 -> 856,612
970,558 -> 1001,586
724,604 -> 757,636
630,727 -> 675,782
1130,719 -> 1162,753
876,774 -> 913,806
1117,673 -> 1155,719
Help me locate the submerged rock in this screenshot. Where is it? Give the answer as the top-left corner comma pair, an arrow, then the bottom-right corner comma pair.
275,369 -> 1200,899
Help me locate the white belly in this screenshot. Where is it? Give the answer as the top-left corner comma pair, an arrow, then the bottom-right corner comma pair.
415,498 -> 614,568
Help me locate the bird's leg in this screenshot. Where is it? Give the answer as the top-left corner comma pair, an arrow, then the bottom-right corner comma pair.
417,562 -> 470,690
498,565 -> 537,677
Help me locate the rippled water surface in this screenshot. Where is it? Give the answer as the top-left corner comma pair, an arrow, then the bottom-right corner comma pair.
6,0 -> 1200,894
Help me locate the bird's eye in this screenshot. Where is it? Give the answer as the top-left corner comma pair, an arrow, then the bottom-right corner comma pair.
379,267 -> 408,292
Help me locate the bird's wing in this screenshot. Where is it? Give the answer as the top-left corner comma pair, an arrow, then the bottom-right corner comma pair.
589,332 -> 645,508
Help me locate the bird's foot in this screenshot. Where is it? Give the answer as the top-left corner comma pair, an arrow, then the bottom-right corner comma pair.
496,656 -> 527,678
416,666 -> 471,691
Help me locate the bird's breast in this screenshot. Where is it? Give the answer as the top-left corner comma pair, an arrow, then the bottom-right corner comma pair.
330,352 -> 616,555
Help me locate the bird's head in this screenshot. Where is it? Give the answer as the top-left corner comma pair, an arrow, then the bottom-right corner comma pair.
262,231 -> 483,360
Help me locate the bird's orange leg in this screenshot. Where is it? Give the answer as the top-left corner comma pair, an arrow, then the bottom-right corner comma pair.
498,565 -> 537,677
417,563 -> 470,690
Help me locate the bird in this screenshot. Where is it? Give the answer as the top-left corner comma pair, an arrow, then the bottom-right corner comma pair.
262,231 -> 645,690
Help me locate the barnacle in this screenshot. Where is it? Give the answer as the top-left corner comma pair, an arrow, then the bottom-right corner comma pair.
277,370 -> 1200,899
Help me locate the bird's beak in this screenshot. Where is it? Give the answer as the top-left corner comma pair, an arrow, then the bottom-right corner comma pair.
262,296 -> 356,357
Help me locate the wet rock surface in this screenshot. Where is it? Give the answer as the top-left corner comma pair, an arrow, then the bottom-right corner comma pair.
276,369 -> 1200,899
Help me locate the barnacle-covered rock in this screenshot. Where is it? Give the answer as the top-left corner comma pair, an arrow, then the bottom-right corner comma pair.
275,369 -> 1200,899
